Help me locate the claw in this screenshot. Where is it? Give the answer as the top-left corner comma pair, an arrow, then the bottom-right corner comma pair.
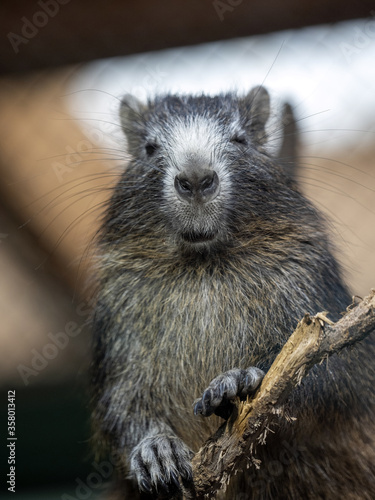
202,389 -> 212,405
193,399 -> 203,415
156,476 -> 170,493
170,470 -> 181,489
139,479 -> 153,493
194,367 -> 266,419
131,434 -> 193,496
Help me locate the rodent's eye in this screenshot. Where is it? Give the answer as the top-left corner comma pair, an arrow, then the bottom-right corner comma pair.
230,135 -> 247,146
145,143 -> 159,156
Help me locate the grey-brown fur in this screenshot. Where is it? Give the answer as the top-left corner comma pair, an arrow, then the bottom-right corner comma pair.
91,87 -> 375,499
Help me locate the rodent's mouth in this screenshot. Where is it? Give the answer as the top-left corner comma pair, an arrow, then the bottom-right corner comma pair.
180,231 -> 217,244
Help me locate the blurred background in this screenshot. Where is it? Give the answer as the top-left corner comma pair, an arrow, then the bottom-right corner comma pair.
0,1 -> 374,498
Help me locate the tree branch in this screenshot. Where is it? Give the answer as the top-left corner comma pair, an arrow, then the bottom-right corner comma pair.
189,290 -> 375,499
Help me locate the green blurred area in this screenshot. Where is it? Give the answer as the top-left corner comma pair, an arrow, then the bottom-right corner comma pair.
0,382 -> 111,499
13,488 -> 103,500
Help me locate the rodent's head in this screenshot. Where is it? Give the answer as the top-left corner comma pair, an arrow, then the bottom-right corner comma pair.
109,87 -> 302,254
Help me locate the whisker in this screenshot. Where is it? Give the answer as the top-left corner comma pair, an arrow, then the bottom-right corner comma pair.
297,175 -> 375,216
298,155 -> 375,180
299,162 -> 375,194
299,180 -> 372,249
34,199 -> 109,272
60,88 -> 122,103
19,171 -> 120,213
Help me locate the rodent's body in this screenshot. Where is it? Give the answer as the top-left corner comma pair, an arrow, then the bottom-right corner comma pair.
91,89 -> 375,499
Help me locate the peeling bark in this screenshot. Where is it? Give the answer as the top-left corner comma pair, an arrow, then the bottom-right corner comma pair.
188,290 -> 375,499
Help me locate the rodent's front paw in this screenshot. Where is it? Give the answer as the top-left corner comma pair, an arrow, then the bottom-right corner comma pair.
130,434 -> 194,497
194,367 -> 265,419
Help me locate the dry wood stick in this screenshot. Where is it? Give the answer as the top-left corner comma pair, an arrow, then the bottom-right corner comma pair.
188,290 -> 375,499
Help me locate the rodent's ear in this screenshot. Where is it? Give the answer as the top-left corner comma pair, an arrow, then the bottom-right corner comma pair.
120,94 -> 147,152
277,102 -> 299,181
120,94 -> 146,131
241,86 -> 270,145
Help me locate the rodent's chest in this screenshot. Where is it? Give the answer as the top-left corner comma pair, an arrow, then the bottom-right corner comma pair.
131,270 -> 264,370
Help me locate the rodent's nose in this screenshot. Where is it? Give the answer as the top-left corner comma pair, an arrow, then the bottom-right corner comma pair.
174,170 -> 220,203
